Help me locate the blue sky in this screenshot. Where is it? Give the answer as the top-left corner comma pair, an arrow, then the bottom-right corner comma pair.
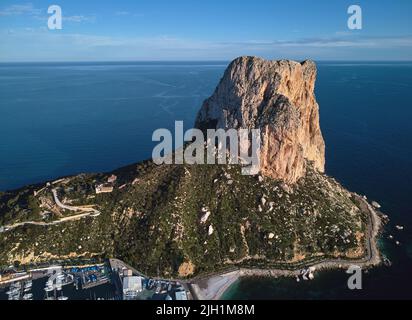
0,0 -> 411,61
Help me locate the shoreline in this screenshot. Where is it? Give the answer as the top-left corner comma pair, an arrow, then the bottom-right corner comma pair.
188,195 -> 383,300
0,193 -> 384,300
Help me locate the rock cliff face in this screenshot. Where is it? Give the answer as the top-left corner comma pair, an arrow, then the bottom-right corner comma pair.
195,56 -> 325,184
0,57 -> 375,276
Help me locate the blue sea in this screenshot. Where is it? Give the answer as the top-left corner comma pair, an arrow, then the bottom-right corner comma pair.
1,61 -> 411,299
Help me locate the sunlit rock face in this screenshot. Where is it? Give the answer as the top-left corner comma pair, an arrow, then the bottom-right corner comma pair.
195,56 -> 325,184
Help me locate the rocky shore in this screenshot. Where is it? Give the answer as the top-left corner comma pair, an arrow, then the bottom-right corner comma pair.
0,57 -> 383,280
189,195 -> 383,300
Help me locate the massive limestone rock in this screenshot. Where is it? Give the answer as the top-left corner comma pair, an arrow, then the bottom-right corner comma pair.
195,56 -> 325,184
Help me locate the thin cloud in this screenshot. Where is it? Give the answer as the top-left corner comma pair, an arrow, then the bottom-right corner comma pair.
115,11 -> 144,17
1,29 -> 411,61
64,15 -> 96,23
0,3 -> 42,16
218,35 -> 412,49
115,11 -> 130,16
0,3 -> 95,24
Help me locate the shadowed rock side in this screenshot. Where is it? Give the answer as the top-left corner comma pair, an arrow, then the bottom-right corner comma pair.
195,56 -> 325,184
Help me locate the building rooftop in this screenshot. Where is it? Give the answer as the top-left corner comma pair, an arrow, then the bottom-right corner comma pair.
175,290 -> 188,300
95,184 -> 114,194
123,276 -> 143,293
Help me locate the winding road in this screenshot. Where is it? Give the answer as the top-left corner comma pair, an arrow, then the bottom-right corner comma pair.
189,195 -> 383,300
0,189 -> 101,233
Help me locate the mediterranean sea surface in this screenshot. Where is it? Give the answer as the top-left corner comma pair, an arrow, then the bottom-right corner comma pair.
0,61 -> 411,299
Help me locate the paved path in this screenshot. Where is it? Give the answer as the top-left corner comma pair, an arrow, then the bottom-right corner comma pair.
189,195 -> 382,300
0,189 -> 101,233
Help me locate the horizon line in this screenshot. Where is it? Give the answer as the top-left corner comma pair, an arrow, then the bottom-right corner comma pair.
1,59 -> 412,64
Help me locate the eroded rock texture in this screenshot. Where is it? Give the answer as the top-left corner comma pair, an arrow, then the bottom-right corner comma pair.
195,56 -> 325,184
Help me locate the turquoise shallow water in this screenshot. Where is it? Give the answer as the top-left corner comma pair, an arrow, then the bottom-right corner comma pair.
0,61 -> 411,299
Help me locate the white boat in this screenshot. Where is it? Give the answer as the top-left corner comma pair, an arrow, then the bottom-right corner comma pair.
6,286 -> 21,296
56,277 -> 63,289
23,293 -> 33,300
45,282 -> 54,292
6,288 -> 18,295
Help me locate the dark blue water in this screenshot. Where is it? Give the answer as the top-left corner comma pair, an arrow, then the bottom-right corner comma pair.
0,62 -> 225,190
224,62 -> 412,299
1,61 -> 411,299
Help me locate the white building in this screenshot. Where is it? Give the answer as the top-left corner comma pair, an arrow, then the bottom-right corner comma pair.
123,269 -> 133,277
175,290 -> 188,300
95,184 -> 114,194
123,276 -> 143,300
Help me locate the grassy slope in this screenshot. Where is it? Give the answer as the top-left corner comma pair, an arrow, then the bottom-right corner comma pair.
0,160 -> 367,278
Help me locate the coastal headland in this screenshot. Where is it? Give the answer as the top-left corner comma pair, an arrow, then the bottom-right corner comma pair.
0,57 -> 387,292
188,195 -> 383,300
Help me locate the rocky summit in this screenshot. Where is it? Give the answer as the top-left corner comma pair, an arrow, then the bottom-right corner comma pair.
0,57 -> 381,278
196,56 -> 325,184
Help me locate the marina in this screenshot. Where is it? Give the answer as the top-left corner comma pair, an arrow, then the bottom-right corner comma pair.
5,280 -> 34,300
0,263 -> 116,301
0,259 -> 190,301
110,259 -> 190,300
